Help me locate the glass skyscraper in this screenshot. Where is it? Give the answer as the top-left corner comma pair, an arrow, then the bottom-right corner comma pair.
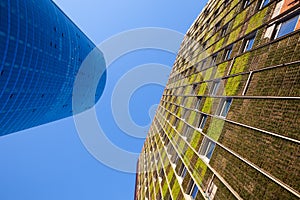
0,0 -> 106,136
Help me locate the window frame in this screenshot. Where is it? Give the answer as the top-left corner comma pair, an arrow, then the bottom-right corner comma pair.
221,24 -> 228,37
217,98 -> 232,118
190,184 -> 199,199
186,180 -> 199,200
272,14 -> 300,40
211,80 -> 220,96
179,163 -> 187,178
224,45 -> 233,60
198,114 -> 208,131
215,21 -> 221,32
211,53 -> 218,66
224,0 -> 230,6
195,97 -> 202,110
258,0 -> 270,10
242,0 -> 251,9
199,137 -> 216,163
242,32 -> 256,52
206,181 -> 218,200
201,58 -> 207,70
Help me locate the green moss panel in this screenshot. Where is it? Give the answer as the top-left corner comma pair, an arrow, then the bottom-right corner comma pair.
190,130 -> 203,150
206,117 -> 225,141
162,181 -> 170,198
209,33 -> 219,45
185,97 -> 193,108
186,145 -> 195,160
230,52 -> 251,74
177,107 -> 183,118
198,82 -> 208,95
246,7 -> 268,35
193,157 -> 208,185
232,9 -> 247,30
202,97 -> 213,114
171,181 -> 182,200
224,7 -> 236,25
224,75 -> 242,96
227,26 -> 242,45
185,85 -> 192,95
195,72 -> 204,82
188,74 -> 197,84
230,0 -> 240,10
214,37 -> 225,52
204,67 -> 213,81
186,112 -> 195,126
167,169 -> 174,183
215,62 -> 228,79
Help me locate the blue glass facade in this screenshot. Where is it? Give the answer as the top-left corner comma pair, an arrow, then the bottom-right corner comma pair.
0,0 -> 106,136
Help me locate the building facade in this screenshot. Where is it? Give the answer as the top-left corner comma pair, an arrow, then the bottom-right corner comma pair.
0,0 -> 106,136
135,0 -> 300,199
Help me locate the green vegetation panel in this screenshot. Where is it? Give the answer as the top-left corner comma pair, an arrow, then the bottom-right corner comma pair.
225,53 -> 250,96
246,7 -> 268,35
207,118 -> 225,141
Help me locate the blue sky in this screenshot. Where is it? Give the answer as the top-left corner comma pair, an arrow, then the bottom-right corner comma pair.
0,1 -> 207,199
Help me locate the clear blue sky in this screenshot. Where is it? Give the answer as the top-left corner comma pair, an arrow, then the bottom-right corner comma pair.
0,1 -> 207,199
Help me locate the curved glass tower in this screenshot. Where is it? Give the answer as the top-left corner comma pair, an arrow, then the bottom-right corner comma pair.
0,0 -> 106,136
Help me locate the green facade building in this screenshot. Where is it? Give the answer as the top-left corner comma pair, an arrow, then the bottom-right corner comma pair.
135,0 -> 300,199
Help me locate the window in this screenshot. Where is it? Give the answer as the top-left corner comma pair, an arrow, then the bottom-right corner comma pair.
221,24 -> 228,37
242,32 -> 256,52
224,46 -> 233,60
199,137 -> 216,162
224,0 -> 230,6
195,97 -> 202,110
217,98 -> 232,117
179,163 -> 187,178
192,84 -> 197,94
191,184 -> 199,199
198,114 -> 207,130
258,0 -> 269,9
211,80 -> 220,96
243,0 -> 251,9
215,21 -> 221,32
214,8 -> 219,18
206,181 -> 218,200
202,41 -> 207,50
211,54 -> 217,66
183,126 -> 192,139
174,118 -> 179,127
273,15 -> 300,39
187,180 -> 199,199
206,18 -> 211,27
183,110 -> 189,120
201,59 -> 207,70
